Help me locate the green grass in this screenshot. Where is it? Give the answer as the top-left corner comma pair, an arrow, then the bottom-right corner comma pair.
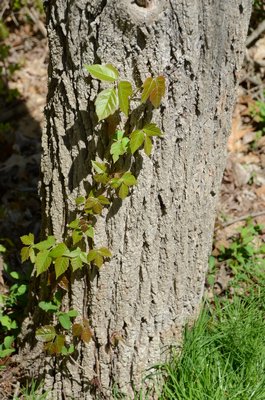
157,290 -> 265,400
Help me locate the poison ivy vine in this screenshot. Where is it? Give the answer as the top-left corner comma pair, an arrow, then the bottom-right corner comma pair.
20,64 -> 166,356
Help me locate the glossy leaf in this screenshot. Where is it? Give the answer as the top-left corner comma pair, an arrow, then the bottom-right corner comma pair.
34,236 -> 56,251
81,325 -> 93,344
36,325 -> 56,343
68,219 -> 80,229
71,256 -> 83,272
72,230 -> 83,245
141,77 -> 156,104
58,313 -> 71,330
75,196 -> 85,205
20,233 -> 34,246
54,257 -> 69,279
61,344 -> 74,356
21,246 -> 30,263
130,130 -> 145,154
45,334 -> 65,355
67,309 -> 78,318
85,64 -> 119,82
72,323 -> 83,337
121,172 -> 137,186
144,136 -> 152,156
95,87 -> 118,121
29,247 -> 36,263
97,195 -> 110,205
49,243 -> 69,258
118,183 -> 129,199
93,173 -> 109,184
91,161 -> 107,174
110,131 -> 130,163
35,250 -> 52,276
85,226 -> 94,239
142,123 -> 163,137
118,80 -> 133,116
98,247 -> 112,257
149,76 -> 166,108
38,301 -> 58,312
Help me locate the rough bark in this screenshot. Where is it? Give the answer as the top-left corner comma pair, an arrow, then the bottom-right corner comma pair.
20,0 -> 251,398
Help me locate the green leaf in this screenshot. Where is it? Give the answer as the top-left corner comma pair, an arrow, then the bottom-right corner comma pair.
4,336 -> 14,349
143,123 -> 163,137
58,313 -> 71,330
20,233 -> 34,246
0,348 -> 15,358
75,196 -> 85,205
95,87 -> 118,121
110,136 -> 130,163
36,325 -> 56,343
72,230 -> 83,245
98,195 -> 110,205
67,309 -> 79,318
85,197 -> 103,215
141,77 -> 155,103
70,256 -> 83,272
80,252 -> 88,264
21,246 -> 30,263
85,64 -> 119,82
88,248 -> 111,267
89,252 -> 103,268
130,130 -> 145,154
0,244 -> 6,253
118,183 -> 129,199
91,161 -> 107,174
85,226 -> 94,239
55,257 -> 69,279
87,249 -> 97,263
68,248 -> 82,258
35,250 -> 52,276
68,219 -> 80,229
17,284 -> 27,296
109,178 -> 121,189
29,247 -> 36,263
38,301 -> 58,312
34,236 -> 56,251
144,136 -> 152,156
98,247 -> 112,257
0,315 -> 17,330
118,80 -> 133,116
61,344 -> 74,356
93,173 -> 109,184
121,172 -> 137,186
149,76 -> 166,108
49,243 -> 69,258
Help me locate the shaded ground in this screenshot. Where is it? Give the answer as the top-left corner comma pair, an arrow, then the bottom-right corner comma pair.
0,6 -> 265,398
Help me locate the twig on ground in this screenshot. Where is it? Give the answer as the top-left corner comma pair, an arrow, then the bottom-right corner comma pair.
219,210 -> 265,229
246,20 -> 265,47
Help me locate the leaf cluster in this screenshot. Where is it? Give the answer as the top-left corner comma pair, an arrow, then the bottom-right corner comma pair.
20,63 -> 166,357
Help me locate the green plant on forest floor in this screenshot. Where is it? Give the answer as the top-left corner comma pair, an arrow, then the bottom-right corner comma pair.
0,243 -> 29,360
250,98 -> 265,141
216,221 -> 265,292
20,64 -> 166,356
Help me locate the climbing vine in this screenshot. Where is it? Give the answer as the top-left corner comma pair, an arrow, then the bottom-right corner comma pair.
20,64 -> 166,355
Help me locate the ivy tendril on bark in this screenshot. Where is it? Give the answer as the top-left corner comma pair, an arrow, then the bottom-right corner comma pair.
20,64 -> 166,356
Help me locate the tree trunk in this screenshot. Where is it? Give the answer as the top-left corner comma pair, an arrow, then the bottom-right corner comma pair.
20,0 -> 251,398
